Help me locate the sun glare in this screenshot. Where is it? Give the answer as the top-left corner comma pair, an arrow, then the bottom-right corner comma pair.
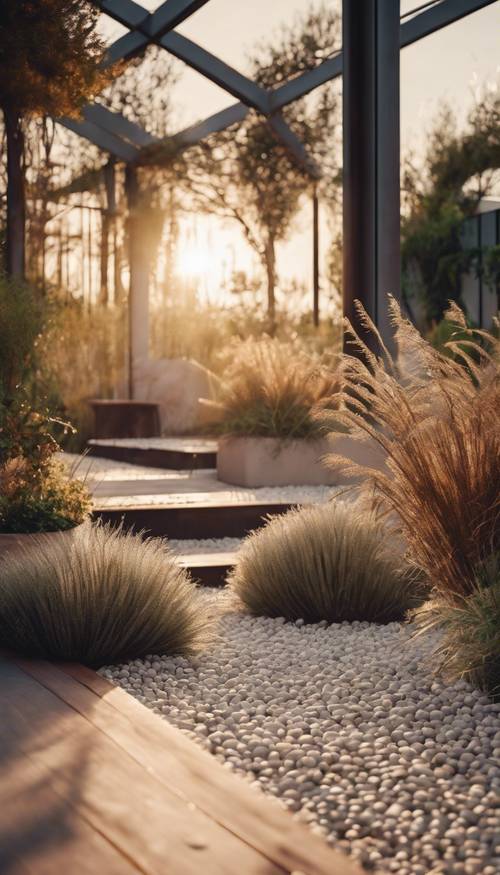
176,242 -> 215,279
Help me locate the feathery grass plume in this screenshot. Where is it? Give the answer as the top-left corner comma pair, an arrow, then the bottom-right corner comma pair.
202,336 -> 342,439
321,298 -> 500,602
229,501 -> 419,623
0,522 -> 213,666
415,555 -> 500,699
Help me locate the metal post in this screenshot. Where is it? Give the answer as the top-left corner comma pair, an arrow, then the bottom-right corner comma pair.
313,183 -> 320,327
342,0 -> 401,353
125,164 -> 150,400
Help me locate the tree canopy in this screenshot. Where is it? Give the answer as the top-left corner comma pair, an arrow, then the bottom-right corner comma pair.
402,89 -> 500,326
0,0 -> 107,117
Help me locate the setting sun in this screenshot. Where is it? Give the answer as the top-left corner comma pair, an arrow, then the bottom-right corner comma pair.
176,241 -> 215,279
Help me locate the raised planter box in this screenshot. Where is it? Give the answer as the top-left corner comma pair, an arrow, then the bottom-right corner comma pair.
0,525 -> 83,563
217,434 -> 386,487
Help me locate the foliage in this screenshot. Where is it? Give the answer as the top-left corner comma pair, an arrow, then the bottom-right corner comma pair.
0,522 -> 213,666
205,336 -> 340,439
415,556 -> 500,699
0,396 -> 91,533
229,501 -> 418,623
402,90 -> 500,326
322,300 -> 500,603
0,1 -> 107,117
37,295 -> 128,450
0,275 -> 91,532
0,273 -> 43,401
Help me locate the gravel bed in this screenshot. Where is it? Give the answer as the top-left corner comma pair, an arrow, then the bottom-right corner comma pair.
168,537 -> 242,555
95,484 -> 340,508
58,452 -> 183,481
89,437 -> 218,451
101,592 -> 500,875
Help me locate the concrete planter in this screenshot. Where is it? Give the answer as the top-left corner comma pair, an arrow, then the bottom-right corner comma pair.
217,434 -> 386,488
0,524 -> 84,564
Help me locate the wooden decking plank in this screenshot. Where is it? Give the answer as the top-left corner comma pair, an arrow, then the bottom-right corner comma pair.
0,732 -> 138,875
17,657 -> 362,875
0,656 -> 286,875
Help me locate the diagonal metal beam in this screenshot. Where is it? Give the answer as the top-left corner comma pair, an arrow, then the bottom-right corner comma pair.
400,0 -> 497,47
57,116 -> 140,162
84,104 -> 157,148
98,0 -> 150,29
267,114 -> 322,179
99,0 -> 270,112
269,54 -> 342,113
159,32 -> 269,112
145,0 -> 210,38
71,0 -> 497,165
171,102 -> 249,149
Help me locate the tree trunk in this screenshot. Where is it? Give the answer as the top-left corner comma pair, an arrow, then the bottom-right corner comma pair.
4,107 -> 25,278
265,234 -> 276,326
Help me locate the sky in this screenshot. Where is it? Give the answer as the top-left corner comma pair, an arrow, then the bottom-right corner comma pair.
96,1 -> 500,308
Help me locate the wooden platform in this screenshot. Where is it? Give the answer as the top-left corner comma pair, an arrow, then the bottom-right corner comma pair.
178,551 -> 237,586
93,500 -> 295,539
88,438 -> 218,470
0,652 -> 362,875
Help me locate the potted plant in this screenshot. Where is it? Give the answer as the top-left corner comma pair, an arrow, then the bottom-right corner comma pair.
0,275 -> 91,559
203,337 -> 382,487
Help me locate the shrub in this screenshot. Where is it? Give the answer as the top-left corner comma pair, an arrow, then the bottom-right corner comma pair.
204,337 -> 341,439
229,501 -> 418,623
323,300 -> 500,602
0,522 -> 213,666
415,556 -> 500,699
0,397 -> 91,533
0,273 -> 43,402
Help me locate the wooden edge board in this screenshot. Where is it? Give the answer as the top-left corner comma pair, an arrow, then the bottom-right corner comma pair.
11,655 -> 364,875
0,655 -> 286,875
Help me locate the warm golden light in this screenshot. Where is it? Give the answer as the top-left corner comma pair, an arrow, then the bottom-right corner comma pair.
176,241 -> 216,279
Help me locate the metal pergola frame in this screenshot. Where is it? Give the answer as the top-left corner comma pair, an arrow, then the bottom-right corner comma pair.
55,0 -> 497,387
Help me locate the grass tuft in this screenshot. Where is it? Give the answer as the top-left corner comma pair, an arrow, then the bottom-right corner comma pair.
229,501 -> 420,623
0,522 -> 213,666
414,555 -> 500,699
322,299 -> 500,602
204,337 -> 341,439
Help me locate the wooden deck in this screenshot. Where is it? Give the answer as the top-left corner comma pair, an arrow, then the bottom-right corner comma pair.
0,653 -> 363,875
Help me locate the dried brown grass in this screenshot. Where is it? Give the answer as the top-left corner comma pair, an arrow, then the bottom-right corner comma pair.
322,299 -> 500,603
203,337 -> 341,439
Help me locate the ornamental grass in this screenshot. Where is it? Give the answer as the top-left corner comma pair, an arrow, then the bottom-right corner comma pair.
321,300 -> 499,696
203,336 -> 341,439
0,522 -> 213,666
229,501 -> 419,623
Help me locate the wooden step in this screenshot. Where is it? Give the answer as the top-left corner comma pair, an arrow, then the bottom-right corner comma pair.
87,438 -> 217,471
93,501 -> 295,539
178,551 -> 238,587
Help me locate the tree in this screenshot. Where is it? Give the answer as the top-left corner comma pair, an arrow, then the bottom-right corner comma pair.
144,5 -> 342,323
401,88 -> 500,327
0,1 -> 107,277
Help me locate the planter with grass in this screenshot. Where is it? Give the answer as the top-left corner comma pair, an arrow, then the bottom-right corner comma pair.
205,337 -> 380,487
0,401 -> 91,561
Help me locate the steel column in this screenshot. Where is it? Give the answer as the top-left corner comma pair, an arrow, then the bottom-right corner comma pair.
125,165 -> 150,398
313,184 -> 320,327
342,0 -> 401,352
